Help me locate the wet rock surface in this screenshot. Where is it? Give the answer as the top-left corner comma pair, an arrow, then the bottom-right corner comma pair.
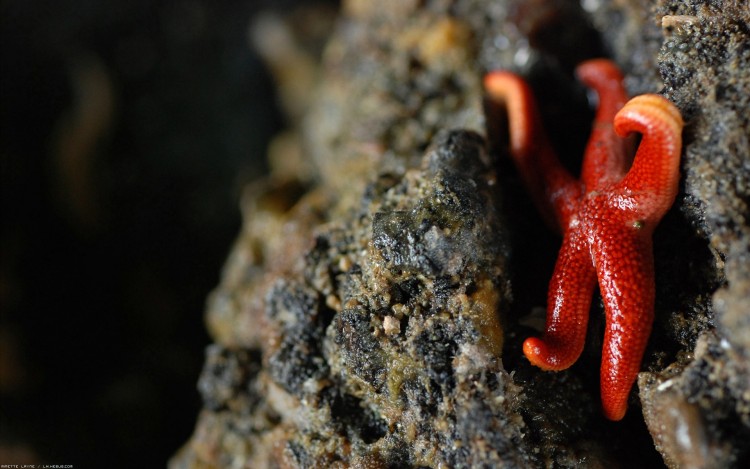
173,1 -> 750,467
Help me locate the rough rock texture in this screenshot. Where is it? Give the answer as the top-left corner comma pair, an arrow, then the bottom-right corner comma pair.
172,0 -> 750,467
636,1 -> 750,468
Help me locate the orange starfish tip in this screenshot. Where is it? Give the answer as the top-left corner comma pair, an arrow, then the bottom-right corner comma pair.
522,337 -> 571,371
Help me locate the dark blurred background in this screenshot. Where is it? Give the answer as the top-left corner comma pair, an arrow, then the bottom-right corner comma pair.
0,0 -> 327,465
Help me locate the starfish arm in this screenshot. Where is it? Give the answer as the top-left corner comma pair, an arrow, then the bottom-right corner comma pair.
613,94 -> 684,224
575,59 -> 631,189
523,229 -> 597,370
593,226 -> 656,421
484,72 -> 579,229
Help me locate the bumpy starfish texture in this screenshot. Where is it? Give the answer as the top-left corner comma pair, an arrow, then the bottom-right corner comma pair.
484,59 -> 683,421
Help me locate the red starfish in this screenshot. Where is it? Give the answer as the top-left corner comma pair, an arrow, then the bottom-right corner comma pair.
484,59 -> 683,421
